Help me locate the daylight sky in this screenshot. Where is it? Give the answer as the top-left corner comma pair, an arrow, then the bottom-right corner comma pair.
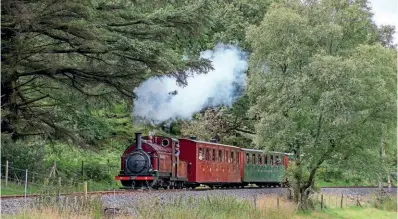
369,0 -> 397,43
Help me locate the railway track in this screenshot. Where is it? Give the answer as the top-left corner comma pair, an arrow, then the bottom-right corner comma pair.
1,186 -> 395,200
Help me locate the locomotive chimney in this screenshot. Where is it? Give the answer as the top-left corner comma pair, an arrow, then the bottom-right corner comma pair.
135,132 -> 142,150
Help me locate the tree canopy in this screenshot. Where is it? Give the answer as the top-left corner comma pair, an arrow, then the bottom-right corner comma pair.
246,0 -> 396,208
1,0 -> 213,142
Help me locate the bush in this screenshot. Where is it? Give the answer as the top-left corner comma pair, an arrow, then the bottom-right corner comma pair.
372,192 -> 397,212
1,136 -> 47,179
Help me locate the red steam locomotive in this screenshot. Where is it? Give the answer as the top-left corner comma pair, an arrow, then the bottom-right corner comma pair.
115,132 -> 290,189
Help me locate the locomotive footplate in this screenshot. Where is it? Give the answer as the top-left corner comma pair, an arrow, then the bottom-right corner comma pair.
115,176 -> 155,181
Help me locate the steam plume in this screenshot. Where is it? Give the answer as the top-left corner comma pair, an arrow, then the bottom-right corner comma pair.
133,44 -> 248,123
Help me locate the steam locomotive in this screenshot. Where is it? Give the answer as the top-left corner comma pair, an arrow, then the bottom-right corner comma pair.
115,132 -> 291,189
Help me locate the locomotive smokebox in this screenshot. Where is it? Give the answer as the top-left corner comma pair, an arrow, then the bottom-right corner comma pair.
135,132 -> 142,150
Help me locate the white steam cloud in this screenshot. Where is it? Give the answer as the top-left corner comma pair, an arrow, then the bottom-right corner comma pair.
133,44 -> 248,123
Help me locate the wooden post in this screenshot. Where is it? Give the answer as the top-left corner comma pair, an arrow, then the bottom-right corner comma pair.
24,169 -> 28,199
321,194 -> 324,210
277,196 -> 280,210
83,181 -> 88,199
81,161 -> 84,181
107,159 -> 110,175
58,177 -> 62,197
340,194 -> 343,208
5,160 -> 8,187
335,195 -> 337,207
329,196 -> 331,207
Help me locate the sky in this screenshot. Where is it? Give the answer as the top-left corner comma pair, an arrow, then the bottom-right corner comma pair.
369,0 -> 397,43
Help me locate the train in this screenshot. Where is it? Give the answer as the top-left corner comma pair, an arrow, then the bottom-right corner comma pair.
115,132 -> 292,189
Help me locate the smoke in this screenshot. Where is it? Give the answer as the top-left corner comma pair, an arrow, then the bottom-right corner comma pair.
133,44 -> 248,124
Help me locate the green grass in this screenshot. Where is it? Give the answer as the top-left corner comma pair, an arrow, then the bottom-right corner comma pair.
295,207 -> 397,219
1,180 -> 42,196
316,180 -> 358,187
1,179 -> 121,196
316,179 -> 397,187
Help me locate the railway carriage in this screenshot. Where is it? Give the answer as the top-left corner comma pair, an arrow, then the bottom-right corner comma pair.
179,138 -> 242,188
242,149 -> 289,187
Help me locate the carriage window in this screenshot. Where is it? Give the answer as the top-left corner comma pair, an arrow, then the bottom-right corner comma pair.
246,153 -> 250,164
270,155 -> 274,165
237,152 -> 240,164
212,149 -> 216,161
198,148 -> 203,160
276,155 -> 281,165
206,148 -> 210,160
258,154 -> 262,164
225,151 -> 229,163
265,155 -> 268,165
252,154 -> 256,164
219,150 -> 222,162
231,151 -> 234,163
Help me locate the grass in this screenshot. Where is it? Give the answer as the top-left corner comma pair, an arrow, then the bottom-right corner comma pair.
1,180 -> 42,196
1,179 -> 121,196
316,179 -> 397,187
295,207 -> 397,219
4,193 -> 397,219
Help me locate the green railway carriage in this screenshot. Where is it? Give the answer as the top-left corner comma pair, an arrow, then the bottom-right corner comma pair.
242,149 -> 289,187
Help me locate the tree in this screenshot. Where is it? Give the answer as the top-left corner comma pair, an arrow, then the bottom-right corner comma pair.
1,0 -> 212,142
246,0 -> 396,209
180,95 -> 256,146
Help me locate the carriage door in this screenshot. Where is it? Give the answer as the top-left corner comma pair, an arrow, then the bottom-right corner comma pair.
171,142 -> 177,179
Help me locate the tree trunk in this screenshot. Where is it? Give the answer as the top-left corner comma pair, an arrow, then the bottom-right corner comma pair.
1,79 -> 19,139
387,175 -> 391,192
378,126 -> 386,191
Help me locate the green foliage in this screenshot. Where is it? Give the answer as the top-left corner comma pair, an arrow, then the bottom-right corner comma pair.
246,0 -> 396,208
372,196 -> 397,212
1,137 -> 47,178
180,95 -> 255,146
1,0 -> 213,142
